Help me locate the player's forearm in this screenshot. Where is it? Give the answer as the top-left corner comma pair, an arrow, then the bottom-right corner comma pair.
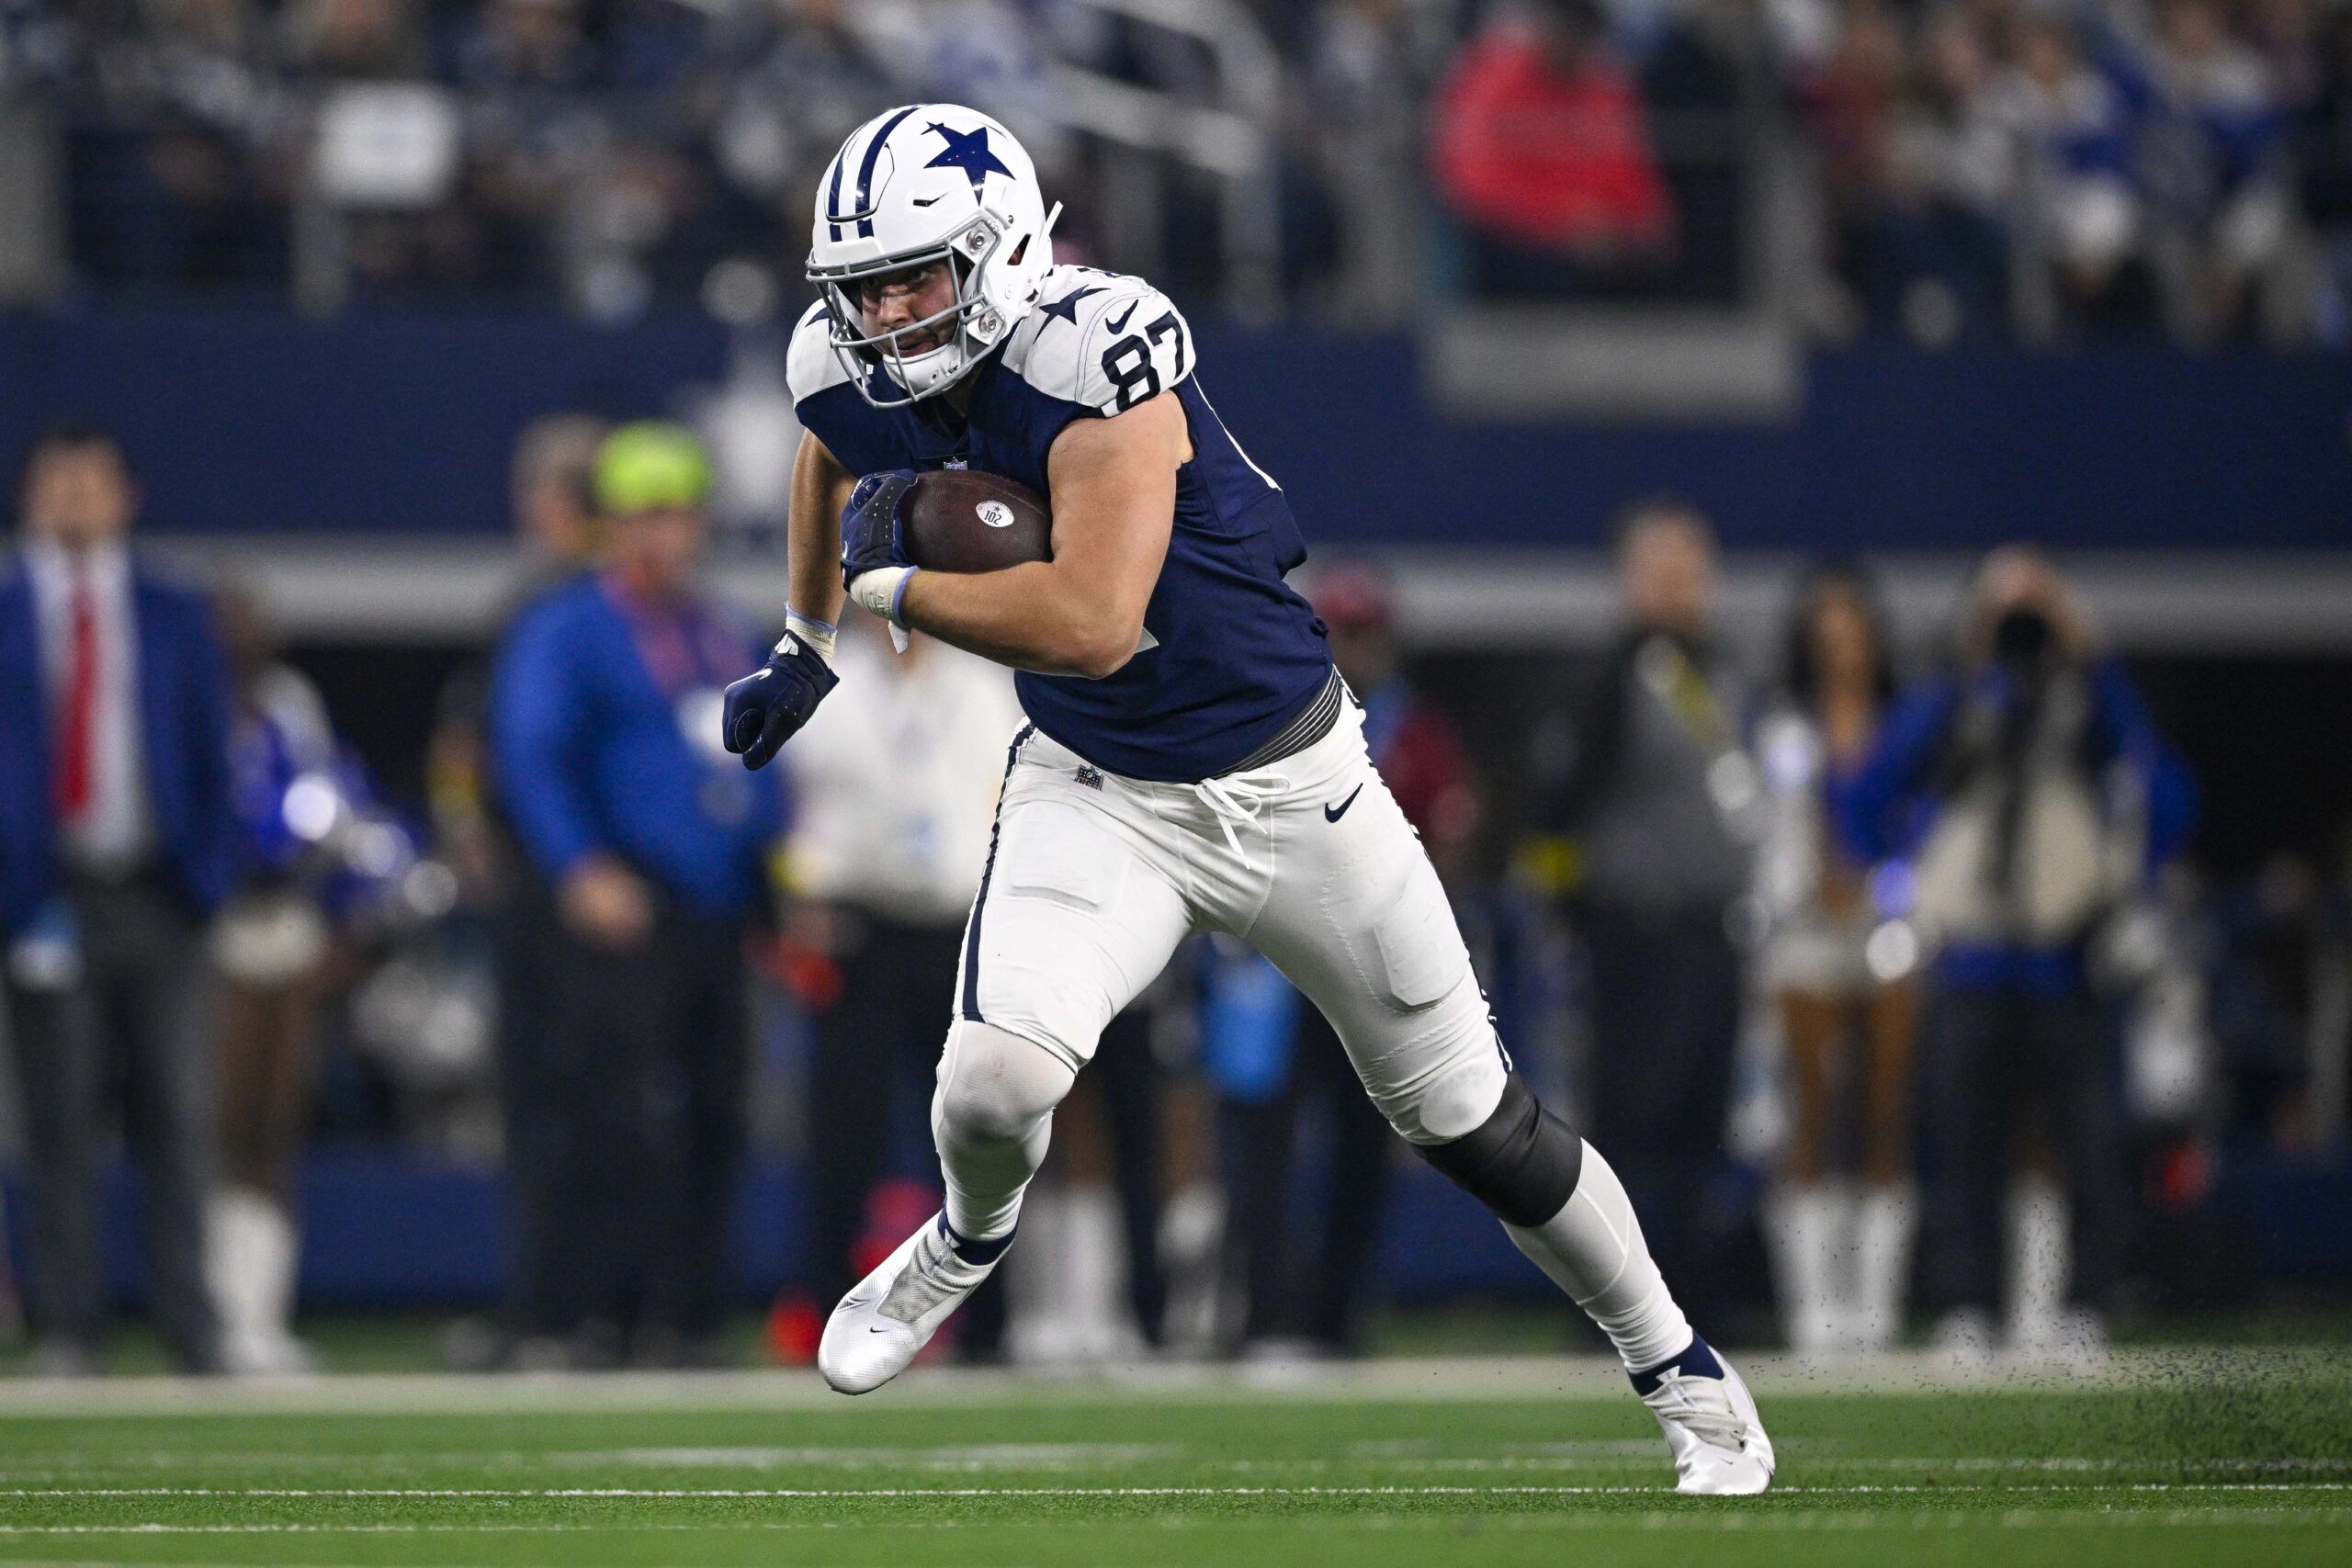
786,433 -> 849,633
899,562 -> 1139,680
787,523 -> 844,635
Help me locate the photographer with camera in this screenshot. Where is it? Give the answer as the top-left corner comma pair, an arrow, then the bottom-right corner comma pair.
1839,548 -> 2195,1360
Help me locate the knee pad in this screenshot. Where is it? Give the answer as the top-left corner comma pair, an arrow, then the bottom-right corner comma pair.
933,1021 -> 1074,1145
1414,1077 -> 1585,1227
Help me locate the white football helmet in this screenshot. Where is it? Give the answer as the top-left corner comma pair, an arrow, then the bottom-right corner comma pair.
808,104 -> 1060,408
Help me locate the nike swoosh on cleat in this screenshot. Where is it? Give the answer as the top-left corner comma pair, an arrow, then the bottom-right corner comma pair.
911,194 -> 942,207
1324,784 -> 1363,823
1105,301 -> 1136,333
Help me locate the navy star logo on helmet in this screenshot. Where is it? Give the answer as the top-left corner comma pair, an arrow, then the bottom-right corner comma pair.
925,123 -> 1014,189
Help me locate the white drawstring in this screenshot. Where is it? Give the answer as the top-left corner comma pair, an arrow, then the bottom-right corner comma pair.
1191,771 -> 1292,873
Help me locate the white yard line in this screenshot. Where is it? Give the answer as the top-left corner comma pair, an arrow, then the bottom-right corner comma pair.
2,1450 -> 2346,1478
0,1482 -> 2346,1499
0,1348 -> 2337,1417
1,1508 -> 2350,1538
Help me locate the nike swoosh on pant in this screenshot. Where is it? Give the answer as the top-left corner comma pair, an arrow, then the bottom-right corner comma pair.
1324,784 -> 1364,822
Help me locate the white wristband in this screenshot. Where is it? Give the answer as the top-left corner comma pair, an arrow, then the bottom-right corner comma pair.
783,609 -> 837,660
847,565 -> 916,626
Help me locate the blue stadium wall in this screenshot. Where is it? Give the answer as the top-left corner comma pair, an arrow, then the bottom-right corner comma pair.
6,1147 -> 2344,1310
2,310 -> 2346,549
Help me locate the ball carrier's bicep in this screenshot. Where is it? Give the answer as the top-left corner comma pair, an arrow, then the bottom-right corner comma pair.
788,430 -> 858,630
896,392 -> 1188,680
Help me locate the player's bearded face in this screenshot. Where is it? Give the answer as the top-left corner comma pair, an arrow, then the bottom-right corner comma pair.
851,261 -> 959,355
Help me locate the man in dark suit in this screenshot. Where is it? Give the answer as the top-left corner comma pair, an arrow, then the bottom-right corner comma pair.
0,425 -> 234,1375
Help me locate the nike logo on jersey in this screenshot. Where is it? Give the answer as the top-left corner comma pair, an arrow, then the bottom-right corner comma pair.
1105,301 -> 1136,333
1324,784 -> 1363,823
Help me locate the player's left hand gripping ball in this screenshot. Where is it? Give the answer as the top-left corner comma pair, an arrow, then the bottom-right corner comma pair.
721,632 -> 839,770
841,468 -> 921,625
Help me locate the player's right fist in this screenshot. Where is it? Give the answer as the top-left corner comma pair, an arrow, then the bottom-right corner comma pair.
841,468 -> 921,625
722,631 -> 839,770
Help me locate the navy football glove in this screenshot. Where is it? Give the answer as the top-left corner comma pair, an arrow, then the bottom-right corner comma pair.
840,468 -> 920,624
721,629 -> 839,770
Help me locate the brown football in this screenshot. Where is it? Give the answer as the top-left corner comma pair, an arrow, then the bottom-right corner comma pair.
901,468 -> 1052,574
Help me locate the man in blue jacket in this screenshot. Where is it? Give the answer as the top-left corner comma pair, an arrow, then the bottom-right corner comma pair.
1840,548 -> 2196,1359
490,423 -> 783,1366
0,426 -> 233,1375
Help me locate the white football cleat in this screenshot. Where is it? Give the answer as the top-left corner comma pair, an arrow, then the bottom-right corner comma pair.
818,1213 -> 1006,1394
1633,1337 -> 1776,1495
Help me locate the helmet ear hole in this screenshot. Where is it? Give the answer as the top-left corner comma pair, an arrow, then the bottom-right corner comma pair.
1008,234 -> 1030,266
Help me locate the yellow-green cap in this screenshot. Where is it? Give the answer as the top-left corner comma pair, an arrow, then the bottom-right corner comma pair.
594,421 -> 712,514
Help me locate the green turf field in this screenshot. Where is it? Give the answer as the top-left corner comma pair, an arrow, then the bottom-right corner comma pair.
0,1351 -> 2345,1566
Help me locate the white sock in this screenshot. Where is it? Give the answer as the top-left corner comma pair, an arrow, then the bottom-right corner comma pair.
1853,1182 -> 1916,1350
1504,1141 -> 1693,1372
2007,1174 -> 2069,1346
206,1185 -> 297,1344
1765,1180 -> 1844,1352
930,1022 -> 1074,1245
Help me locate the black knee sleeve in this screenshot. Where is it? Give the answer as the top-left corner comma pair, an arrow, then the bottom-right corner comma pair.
1414,1077 -> 1584,1227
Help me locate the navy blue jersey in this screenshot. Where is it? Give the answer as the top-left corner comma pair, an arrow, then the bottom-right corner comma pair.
787,266 -> 1333,784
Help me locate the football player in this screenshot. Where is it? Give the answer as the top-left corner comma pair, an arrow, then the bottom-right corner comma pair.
721,104 -> 1772,1494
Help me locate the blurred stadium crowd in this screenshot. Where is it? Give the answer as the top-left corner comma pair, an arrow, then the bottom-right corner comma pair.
3,0 -> 2352,339
2,411 -> 2344,1377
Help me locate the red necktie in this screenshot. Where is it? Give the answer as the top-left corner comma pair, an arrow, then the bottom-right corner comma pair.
51,568 -> 97,824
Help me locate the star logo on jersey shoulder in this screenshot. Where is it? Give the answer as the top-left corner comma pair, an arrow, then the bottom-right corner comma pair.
925,123 -> 1013,190
1036,286 -> 1103,330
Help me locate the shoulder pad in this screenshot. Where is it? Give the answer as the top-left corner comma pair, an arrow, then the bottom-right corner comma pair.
786,300 -> 854,405
1007,270 -> 1194,418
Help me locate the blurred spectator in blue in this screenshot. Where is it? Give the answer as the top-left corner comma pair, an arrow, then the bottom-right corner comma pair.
432,414 -> 607,898
1430,0 -> 1676,299
1802,1 -> 2010,338
1841,547 -> 2196,1362
440,0 -> 597,292
1796,0 -> 1907,313
2202,852 -> 2328,1144
1207,562 -> 1478,1360
1990,13 -> 2149,333
429,412 -> 605,1371
605,0 -> 708,95
0,425 -> 234,1376
442,0 -> 596,94
712,0 -> 895,183
1753,562 -> 1917,1352
489,421 -> 782,1367
1634,0 -> 1770,305
87,0 -> 284,287
2137,0 -> 2292,336
707,0 -> 894,278
1533,502 -> 1758,1323
855,0 -> 1067,173
207,586 -> 424,1375
1299,0 -> 1455,314
282,0 -> 479,297
2295,5 -> 2352,341
288,0 -> 424,82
